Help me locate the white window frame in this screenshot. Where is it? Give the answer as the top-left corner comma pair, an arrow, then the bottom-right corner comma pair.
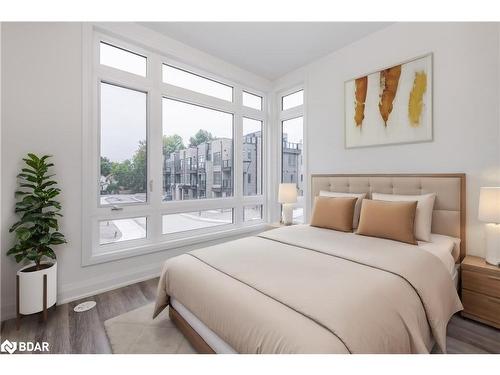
82,26 -> 268,266
277,85 -> 307,224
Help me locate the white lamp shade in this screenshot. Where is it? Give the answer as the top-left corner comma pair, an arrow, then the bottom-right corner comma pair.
278,183 -> 297,204
478,187 -> 500,223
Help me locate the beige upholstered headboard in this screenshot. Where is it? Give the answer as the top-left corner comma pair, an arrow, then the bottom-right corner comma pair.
311,174 -> 466,261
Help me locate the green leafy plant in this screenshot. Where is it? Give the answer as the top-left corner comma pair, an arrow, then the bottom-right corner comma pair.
7,154 -> 67,270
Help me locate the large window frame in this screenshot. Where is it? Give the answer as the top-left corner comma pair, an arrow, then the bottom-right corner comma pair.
82,28 -> 267,265
278,86 -> 306,224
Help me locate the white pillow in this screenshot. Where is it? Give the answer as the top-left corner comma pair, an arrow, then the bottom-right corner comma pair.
319,191 -> 367,229
371,192 -> 436,242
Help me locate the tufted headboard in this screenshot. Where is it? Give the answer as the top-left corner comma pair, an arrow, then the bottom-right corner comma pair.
311,174 -> 466,261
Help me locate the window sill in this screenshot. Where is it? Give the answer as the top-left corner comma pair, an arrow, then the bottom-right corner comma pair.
82,222 -> 269,266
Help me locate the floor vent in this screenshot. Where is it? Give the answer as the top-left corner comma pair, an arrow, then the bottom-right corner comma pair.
73,301 -> 97,313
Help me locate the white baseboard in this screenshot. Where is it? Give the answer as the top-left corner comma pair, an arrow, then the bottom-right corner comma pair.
58,262 -> 162,305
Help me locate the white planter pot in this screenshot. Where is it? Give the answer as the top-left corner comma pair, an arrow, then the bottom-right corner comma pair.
17,261 -> 57,315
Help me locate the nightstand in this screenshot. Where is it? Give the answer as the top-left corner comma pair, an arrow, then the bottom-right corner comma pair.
461,255 -> 500,329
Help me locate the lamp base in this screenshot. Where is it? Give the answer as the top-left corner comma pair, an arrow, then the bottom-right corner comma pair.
485,223 -> 500,266
281,204 -> 294,226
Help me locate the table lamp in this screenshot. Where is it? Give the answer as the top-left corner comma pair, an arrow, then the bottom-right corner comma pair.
278,183 -> 297,225
478,187 -> 500,266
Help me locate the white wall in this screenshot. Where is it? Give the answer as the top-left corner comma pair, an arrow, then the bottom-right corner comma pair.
0,22 -> 271,321
274,22 -> 500,258
0,22 -> 3,320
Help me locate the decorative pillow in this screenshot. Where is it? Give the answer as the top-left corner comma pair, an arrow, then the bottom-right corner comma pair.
356,199 -> 418,245
319,191 -> 367,229
310,196 -> 357,232
372,192 -> 436,242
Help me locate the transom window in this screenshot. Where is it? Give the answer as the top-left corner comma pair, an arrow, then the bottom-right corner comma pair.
84,33 -> 266,265
282,89 -> 303,111
99,42 -> 147,77
243,91 -> 263,110
162,64 -> 233,102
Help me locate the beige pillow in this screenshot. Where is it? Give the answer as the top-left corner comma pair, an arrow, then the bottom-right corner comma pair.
357,199 -> 418,245
310,196 -> 357,232
319,191 -> 367,228
372,192 -> 436,242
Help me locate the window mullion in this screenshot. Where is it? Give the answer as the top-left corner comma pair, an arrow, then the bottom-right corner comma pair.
148,53 -> 163,244
233,86 -> 244,225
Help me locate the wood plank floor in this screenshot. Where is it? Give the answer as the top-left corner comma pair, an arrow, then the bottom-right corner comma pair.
1,277 -> 499,354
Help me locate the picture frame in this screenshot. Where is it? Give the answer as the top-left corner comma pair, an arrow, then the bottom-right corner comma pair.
344,53 -> 433,149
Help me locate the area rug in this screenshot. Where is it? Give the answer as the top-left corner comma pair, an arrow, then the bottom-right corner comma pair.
104,303 -> 196,354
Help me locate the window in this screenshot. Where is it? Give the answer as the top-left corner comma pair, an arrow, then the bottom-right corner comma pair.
280,88 -> 304,224
242,118 -> 262,196
162,98 -> 233,201
100,82 -> 147,205
244,205 -> 263,222
163,64 -> 233,102
243,91 -> 262,110
162,209 -> 233,234
213,171 -> 222,185
99,217 -> 147,245
282,90 -> 304,110
84,31 -> 266,264
100,42 -> 147,77
282,117 -> 304,196
213,152 -> 222,166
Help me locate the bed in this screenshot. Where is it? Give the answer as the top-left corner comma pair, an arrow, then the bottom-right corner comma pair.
153,174 -> 466,354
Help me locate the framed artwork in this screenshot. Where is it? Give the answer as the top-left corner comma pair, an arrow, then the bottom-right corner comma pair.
344,53 -> 433,148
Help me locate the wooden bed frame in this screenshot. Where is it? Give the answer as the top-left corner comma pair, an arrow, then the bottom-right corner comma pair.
169,173 -> 467,353
169,306 -> 215,354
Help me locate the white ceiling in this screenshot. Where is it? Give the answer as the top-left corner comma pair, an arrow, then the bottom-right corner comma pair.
139,22 -> 392,80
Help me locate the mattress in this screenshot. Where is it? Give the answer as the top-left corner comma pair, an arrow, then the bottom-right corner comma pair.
155,225 -> 462,353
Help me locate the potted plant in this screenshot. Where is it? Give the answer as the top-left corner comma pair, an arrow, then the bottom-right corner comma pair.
7,154 -> 67,317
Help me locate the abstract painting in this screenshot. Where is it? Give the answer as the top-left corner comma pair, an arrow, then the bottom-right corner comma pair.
345,54 -> 432,148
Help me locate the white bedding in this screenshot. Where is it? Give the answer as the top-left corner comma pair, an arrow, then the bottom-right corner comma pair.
418,233 -> 458,277
167,227 -> 461,353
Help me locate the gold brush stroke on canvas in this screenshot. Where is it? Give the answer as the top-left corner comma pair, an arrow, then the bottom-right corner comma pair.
354,76 -> 368,127
378,65 -> 402,126
408,71 -> 427,127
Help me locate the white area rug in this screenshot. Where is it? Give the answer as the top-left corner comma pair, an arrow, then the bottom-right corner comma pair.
104,303 -> 196,354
